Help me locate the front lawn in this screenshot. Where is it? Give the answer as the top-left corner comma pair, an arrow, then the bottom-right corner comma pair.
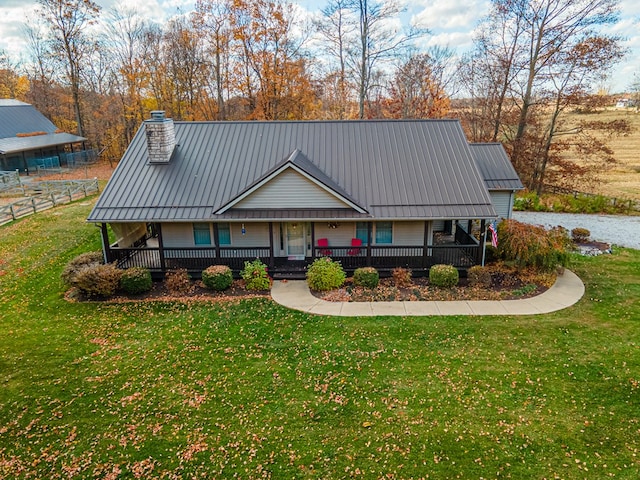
1,201 -> 639,479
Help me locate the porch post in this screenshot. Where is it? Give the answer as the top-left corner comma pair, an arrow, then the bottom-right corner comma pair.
366,221 -> 372,266
156,223 -> 166,271
100,223 -> 112,263
212,223 -> 221,259
310,222 -> 316,258
268,222 -> 274,269
478,219 -> 486,266
423,221 -> 429,268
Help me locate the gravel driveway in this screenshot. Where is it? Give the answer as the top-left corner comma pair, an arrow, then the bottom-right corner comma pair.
512,212 -> 640,250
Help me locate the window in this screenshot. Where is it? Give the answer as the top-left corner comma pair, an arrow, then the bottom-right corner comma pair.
193,223 -> 211,245
355,222 -> 369,245
217,223 -> 231,245
375,222 -> 393,244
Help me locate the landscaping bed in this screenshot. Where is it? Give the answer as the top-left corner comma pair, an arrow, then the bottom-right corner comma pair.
65,278 -> 271,304
314,263 -> 557,302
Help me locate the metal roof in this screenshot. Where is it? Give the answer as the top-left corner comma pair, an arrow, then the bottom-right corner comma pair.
470,143 -> 524,191
0,133 -> 87,155
88,120 -> 498,223
0,100 -> 86,154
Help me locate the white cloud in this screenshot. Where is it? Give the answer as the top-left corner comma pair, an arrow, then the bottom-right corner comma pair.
409,0 -> 489,31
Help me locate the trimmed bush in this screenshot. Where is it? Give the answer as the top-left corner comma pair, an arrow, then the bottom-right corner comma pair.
74,263 -> 122,297
165,268 -> 192,294
120,267 -> 153,294
306,257 -> 346,291
241,259 -> 270,291
498,219 -> 571,271
392,267 -> 412,288
202,265 -> 233,291
353,267 -> 379,289
467,265 -> 492,288
61,251 -> 104,287
429,264 -> 459,288
571,227 -> 591,243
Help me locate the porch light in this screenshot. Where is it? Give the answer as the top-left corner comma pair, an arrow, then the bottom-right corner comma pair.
328,222 -> 340,229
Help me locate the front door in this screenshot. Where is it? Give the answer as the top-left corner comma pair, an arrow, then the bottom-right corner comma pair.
286,223 -> 305,259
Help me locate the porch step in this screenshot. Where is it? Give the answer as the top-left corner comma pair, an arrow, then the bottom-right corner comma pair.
272,272 -> 307,280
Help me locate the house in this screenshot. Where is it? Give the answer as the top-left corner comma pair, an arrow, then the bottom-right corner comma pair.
470,143 -> 524,219
88,112 -> 522,278
0,99 -> 89,174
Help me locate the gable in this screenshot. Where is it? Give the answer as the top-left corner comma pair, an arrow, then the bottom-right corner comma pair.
234,167 -> 353,209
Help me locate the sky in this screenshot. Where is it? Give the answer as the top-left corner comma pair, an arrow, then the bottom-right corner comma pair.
0,0 -> 639,94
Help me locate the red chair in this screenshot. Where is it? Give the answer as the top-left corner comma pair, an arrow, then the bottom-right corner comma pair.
317,238 -> 332,256
348,238 -> 362,255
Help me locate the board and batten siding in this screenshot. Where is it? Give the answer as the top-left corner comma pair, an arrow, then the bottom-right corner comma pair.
489,191 -> 514,219
235,168 -> 350,209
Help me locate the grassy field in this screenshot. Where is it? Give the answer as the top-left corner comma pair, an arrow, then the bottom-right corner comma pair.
1,199 -> 640,479
564,108 -> 640,200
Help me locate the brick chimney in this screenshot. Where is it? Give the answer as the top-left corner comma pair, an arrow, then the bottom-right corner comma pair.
145,111 -> 176,164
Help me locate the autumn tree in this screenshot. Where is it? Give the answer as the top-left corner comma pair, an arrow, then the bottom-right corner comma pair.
386,50 -> 453,119
464,0 -> 627,193
0,51 -> 29,100
193,0 -> 233,119
36,0 -> 101,137
229,0 -> 319,120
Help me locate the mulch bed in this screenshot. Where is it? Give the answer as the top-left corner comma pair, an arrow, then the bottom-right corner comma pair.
65,279 -> 271,304
313,265 -> 557,302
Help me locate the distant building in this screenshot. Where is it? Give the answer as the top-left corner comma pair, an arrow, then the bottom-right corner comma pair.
0,99 -> 87,174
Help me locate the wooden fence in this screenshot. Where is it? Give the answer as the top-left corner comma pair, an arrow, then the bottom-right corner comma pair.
0,179 -> 99,226
543,184 -> 640,212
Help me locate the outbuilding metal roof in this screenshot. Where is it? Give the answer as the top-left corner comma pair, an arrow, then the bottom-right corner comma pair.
470,143 -> 524,191
89,120 -> 500,223
0,100 -> 86,154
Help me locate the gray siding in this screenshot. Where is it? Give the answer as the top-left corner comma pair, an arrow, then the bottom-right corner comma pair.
162,223 -> 196,247
490,191 -> 514,219
235,168 -> 349,209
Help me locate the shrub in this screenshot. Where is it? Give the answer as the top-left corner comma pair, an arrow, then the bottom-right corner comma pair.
429,264 -> 459,288
241,259 -> 270,291
392,267 -> 412,288
353,267 -> 379,289
120,267 -> 153,294
165,268 -> 192,294
467,265 -> 492,288
571,227 -> 591,243
306,257 -> 346,291
74,263 -> 122,297
498,219 -> 571,271
202,265 -> 233,291
61,251 -> 104,287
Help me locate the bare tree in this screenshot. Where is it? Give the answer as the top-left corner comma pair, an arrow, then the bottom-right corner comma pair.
314,0 -> 356,118
36,0 -> 101,137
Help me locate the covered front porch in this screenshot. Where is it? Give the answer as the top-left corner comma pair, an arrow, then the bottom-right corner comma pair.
100,220 -> 487,279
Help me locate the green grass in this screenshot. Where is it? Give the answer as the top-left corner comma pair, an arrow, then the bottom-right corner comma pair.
1,201 -> 640,478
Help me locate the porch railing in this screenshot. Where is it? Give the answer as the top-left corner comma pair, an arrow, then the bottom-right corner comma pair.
312,244 -> 478,270
108,242 -> 479,274
109,246 -> 271,272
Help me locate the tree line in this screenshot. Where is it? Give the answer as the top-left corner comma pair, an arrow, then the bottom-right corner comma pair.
0,0 -> 631,193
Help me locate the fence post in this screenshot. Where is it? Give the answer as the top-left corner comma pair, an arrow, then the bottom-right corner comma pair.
50,193 -> 57,206
9,203 -> 16,220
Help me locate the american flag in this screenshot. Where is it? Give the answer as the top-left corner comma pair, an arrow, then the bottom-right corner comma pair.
488,221 -> 498,248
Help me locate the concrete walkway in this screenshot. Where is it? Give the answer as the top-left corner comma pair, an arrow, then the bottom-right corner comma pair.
270,270 -> 585,317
